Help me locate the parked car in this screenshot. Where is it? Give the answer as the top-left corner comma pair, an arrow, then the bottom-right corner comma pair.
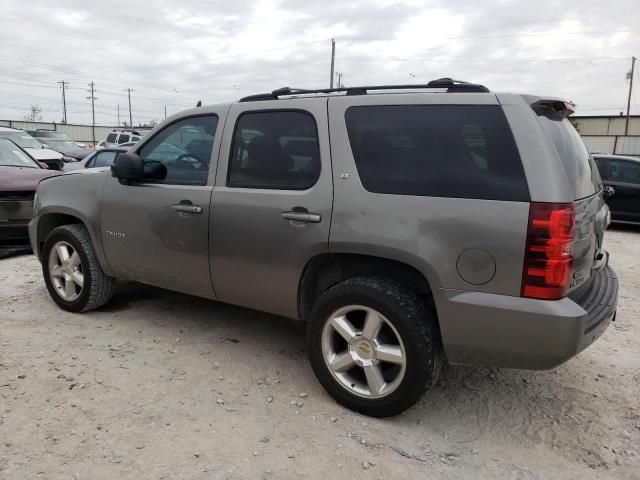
27,130 -> 91,160
29,80 -> 617,417
592,153 -> 640,224
0,127 -> 65,170
0,138 -> 59,246
63,147 -> 126,172
103,129 -> 143,148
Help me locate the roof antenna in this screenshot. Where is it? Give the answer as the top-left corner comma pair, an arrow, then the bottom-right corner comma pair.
196,100 -> 202,107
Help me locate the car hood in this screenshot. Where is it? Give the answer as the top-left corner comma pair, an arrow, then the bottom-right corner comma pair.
23,147 -> 63,160
0,166 -> 59,191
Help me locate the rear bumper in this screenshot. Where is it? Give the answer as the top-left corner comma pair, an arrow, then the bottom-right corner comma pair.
438,264 -> 618,369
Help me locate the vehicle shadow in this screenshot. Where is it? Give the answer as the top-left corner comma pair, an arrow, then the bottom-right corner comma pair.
98,281 -> 610,446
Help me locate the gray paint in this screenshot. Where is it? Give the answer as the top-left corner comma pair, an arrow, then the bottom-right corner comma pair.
29,90 -> 617,370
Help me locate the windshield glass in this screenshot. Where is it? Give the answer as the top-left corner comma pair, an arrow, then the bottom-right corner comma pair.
0,131 -> 42,149
36,131 -> 72,141
45,140 -> 78,153
0,138 -> 39,168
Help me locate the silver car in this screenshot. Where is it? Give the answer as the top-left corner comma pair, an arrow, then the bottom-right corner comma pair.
29,79 -> 618,417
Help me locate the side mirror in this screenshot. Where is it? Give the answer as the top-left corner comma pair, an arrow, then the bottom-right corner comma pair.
603,185 -> 615,198
111,152 -> 143,182
38,162 -> 49,169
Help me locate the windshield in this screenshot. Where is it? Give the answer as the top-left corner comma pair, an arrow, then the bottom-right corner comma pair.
0,138 -> 39,168
538,117 -> 601,199
45,140 -> 78,153
35,131 -> 72,141
0,131 -> 42,149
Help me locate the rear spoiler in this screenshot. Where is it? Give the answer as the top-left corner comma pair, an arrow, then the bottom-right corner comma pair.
529,98 -> 576,120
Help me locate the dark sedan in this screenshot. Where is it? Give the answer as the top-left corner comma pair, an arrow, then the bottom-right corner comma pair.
593,153 -> 640,225
0,138 -> 59,247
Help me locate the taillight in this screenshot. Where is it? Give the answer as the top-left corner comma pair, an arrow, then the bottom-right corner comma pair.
522,202 -> 575,300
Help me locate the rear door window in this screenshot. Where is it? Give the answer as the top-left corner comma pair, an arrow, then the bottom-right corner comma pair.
118,134 -> 130,144
227,111 -> 320,190
538,117 -> 601,199
344,105 -> 529,201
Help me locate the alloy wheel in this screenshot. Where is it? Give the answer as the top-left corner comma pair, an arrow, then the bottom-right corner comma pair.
48,241 -> 84,302
321,305 -> 406,399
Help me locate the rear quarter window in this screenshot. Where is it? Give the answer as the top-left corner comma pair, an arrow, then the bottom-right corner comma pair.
345,105 -> 529,201
538,117 -> 601,199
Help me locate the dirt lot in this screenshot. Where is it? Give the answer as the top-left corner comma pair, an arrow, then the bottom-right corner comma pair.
1,227 -> 639,480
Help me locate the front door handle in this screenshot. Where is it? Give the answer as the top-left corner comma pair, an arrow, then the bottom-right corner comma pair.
281,211 -> 322,223
172,202 -> 203,214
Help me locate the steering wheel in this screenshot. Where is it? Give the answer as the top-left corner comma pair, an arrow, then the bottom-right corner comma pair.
175,153 -> 202,163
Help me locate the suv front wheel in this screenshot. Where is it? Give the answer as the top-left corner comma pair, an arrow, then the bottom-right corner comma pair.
42,224 -> 115,312
307,277 -> 442,417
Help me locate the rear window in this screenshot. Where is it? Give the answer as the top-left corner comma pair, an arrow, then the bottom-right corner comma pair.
345,105 -> 529,201
538,117 -> 601,199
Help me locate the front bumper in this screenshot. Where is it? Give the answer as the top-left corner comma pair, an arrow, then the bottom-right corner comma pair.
438,264 -> 618,369
0,219 -> 31,246
1,199 -> 34,247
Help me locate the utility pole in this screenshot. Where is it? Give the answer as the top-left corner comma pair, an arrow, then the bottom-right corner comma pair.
57,81 -> 68,124
329,38 -> 335,88
164,105 -> 167,119
336,72 -> 343,88
125,88 -> 134,128
86,81 -> 97,145
625,56 -> 636,136
117,104 -> 120,126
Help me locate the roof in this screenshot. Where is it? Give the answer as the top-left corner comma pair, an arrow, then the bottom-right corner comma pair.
0,126 -> 22,132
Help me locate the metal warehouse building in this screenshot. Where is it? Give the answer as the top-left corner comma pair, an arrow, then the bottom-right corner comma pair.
573,115 -> 640,156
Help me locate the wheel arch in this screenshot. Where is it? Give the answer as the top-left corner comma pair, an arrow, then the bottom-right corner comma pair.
36,209 -> 113,277
298,252 -> 439,323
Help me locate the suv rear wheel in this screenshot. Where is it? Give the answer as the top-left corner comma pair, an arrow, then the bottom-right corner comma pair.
306,277 -> 442,417
42,224 -> 115,312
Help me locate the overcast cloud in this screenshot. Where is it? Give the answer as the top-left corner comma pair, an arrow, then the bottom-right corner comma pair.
0,0 -> 639,126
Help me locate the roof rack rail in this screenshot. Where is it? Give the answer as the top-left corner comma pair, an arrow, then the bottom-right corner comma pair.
239,78 -> 489,102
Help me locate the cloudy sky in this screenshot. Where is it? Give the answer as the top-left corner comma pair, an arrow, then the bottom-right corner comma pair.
1,0 -> 639,126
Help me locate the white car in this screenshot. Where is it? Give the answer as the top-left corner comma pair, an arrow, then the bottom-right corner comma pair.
103,129 -> 143,148
0,127 -> 65,170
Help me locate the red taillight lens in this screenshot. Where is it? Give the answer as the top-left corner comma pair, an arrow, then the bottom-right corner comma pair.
522,202 -> 575,300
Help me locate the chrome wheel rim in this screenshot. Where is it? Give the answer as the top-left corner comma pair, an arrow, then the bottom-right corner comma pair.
321,305 -> 406,399
48,241 -> 84,302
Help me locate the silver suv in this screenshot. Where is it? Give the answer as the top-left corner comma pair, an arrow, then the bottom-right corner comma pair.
29,79 -> 618,417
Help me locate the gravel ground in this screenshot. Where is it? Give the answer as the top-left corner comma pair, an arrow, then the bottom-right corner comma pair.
1,226 -> 639,480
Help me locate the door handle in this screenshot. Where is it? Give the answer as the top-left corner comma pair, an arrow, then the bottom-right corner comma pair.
281,211 -> 322,223
172,203 -> 203,214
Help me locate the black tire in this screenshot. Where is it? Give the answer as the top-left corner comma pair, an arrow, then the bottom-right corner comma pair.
306,276 -> 442,417
42,224 -> 115,312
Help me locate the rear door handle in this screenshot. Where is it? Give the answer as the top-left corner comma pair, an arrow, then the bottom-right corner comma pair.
172,203 -> 203,214
281,211 -> 322,223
